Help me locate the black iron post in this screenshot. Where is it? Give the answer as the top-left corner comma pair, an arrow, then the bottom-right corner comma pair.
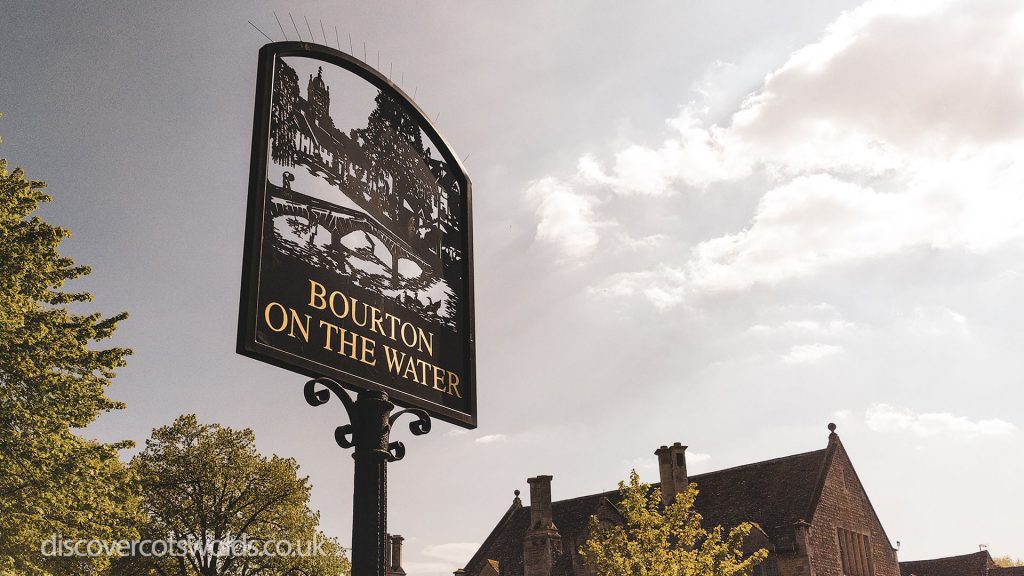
304,378 -> 431,576
350,390 -> 391,576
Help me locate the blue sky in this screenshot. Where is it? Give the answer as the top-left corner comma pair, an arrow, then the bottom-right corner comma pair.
2,0 -> 1022,573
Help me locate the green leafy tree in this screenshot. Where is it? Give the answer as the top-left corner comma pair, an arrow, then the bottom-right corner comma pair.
0,147 -> 138,576
119,415 -> 349,576
581,471 -> 767,576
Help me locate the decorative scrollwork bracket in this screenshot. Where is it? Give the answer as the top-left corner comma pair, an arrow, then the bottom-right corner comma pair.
385,408 -> 431,462
303,377 -> 432,462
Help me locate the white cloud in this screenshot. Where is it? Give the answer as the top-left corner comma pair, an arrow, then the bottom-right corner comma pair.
444,429 -> 469,438
569,0 -> 1024,307
475,433 -> 508,444
623,456 -> 657,472
612,230 -> 669,251
748,318 -> 855,336
781,343 -> 843,365
685,175 -> 931,290
904,306 -> 970,336
579,107 -> 751,194
865,403 -> 1017,439
687,451 -> 711,464
525,177 -> 605,261
588,266 -> 688,311
682,153 -> 1024,292
832,409 -> 853,422
526,158 -> 671,260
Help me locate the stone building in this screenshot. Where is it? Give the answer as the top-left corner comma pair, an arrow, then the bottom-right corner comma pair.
901,551 -> 1024,576
460,425 -> 899,576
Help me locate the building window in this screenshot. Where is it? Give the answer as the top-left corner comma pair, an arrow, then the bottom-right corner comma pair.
837,528 -> 873,576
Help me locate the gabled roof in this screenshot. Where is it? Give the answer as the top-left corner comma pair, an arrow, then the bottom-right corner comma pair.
688,448 -> 829,549
465,445 -> 834,576
464,491 -> 624,576
464,497 -> 524,576
900,551 -> 996,576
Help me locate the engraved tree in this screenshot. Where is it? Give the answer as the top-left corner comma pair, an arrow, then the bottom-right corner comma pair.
358,93 -> 436,236
270,58 -> 300,167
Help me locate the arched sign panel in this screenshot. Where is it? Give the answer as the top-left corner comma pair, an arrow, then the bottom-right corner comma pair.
238,42 -> 476,428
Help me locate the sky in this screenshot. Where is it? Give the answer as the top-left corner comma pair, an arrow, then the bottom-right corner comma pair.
2,0 -> 1023,572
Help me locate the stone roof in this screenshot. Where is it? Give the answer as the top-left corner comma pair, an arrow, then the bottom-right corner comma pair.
465,447 -> 833,576
687,448 -> 829,549
900,551 -> 997,576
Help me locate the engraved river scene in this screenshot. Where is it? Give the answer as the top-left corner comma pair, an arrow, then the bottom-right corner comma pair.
263,55 -> 465,331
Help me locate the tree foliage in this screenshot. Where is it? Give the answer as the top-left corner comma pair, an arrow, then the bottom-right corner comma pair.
994,557 -> 1024,568
0,153 -> 138,576
581,471 -> 767,576
120,415 -> 349,576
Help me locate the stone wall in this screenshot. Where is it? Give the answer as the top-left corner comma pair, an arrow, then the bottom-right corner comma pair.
808,441 -> 899,576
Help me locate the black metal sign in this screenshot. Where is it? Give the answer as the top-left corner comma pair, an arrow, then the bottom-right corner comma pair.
238,42 -> 476,428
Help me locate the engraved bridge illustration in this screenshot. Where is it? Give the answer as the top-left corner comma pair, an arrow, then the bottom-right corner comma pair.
268,184 -> 438,283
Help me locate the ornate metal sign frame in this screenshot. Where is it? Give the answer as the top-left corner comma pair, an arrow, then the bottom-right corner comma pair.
238,42 -> 477,428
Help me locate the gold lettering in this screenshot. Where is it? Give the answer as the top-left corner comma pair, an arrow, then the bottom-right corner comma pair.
359,335 -> 376,366
382,345 -> 460,398
417,326 -> 434,356
448,372 -> 461,398
329,290 -> 349,320
370,307 -> 385,337
288,309 -> 311,342
338,328 -> 359,359
384,345 -> 405,373
385,313 -> 401,340
402,357 -> 420,383
264,302 -> 289,332
308,279 -> 327,310
416,359 -> 431,385
350,298 -> 368,328
432,365 -> 446,391
400,322 -> 417,349
320,320 -> 339,350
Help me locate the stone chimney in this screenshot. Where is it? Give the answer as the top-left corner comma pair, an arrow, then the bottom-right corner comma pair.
793,520 -> 816,576
655,442 -> 688,505
524,476 -> 561,576
794,521 -> 812,556
527,475 -> 554,529
385,534 -> 406,576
